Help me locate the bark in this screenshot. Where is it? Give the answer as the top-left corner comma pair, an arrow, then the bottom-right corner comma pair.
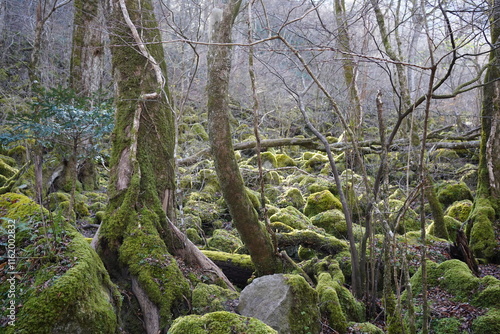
96,1 -> 233,331
69,0 -> 107,191
207,0 -> 281,276
468,0 -> 500,261
424,172 -> 448,239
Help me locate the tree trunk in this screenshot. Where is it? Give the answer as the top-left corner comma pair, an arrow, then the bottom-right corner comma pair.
96,1 -> 233,331
207,0 -> 281,276
468,0 -> 500,261
69,0 -> 107,191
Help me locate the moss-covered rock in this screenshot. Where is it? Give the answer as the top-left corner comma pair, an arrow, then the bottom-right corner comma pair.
348,322 -> 384,334
277,187 -> 304,209
316,272 -> 348,333
436,180 -> 473,208
304,190 -> 342,217
168,311 -> 277,334
0,192 -> 49,221
469,197 -> 497,260
310,209 -> 347,238
186,227 -> 203,245
383,199 -> 420,234
191,123 -> 209,141
472,309 -> 500,334
445,199 -> 473,222
0,225 -> 121,334
430,317 -> 462,334
276,153 -> 296,167
427,215 -> 461,242
260,151 -> 278,168
74,200 -> 90,218
303,152 -> 328,172
94,210 -> 105,224
474,275 -> 500,308
184,199 -> 225,225
191,283 -> 239,315
270,206 -> 310,229
207,229 -> 243,253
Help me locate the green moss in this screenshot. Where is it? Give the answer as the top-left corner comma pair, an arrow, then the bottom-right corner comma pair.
207,229 -> 243,253
191,123 -> 209,141
75,200 -> 90,218
348,322 -> 384,334
0,158 -> 17,178
445,199 -> 473,222
304,190 -> 342,217
303,152 -> 328,172
186,228 -> 203,244
297,245 -> 316,260
283,274 -> 321,334
94,210 -> 105,224
474,276 -> 500,308
0,192 -> 48,221
119,217 -> 190,328
168,311 -> 278,334
316,273 -> 348,333
184,199 -> 225,225
436,180 -> 473,208
264,170 -> 282,185
428,216 -> 461,241
310,209 -> 347,238
260,151 -> 278,168
191,283 -> 239,315
201,250 -> 255,271
8,227 -> 120,333
472,309 -> 500,334
430,317 -> 461,334
269,221 -> 295,233
246,187 -> 262,210
7,145 -> 27,163
384,199 -> 420,234
277,187 -> 304,209
469,197 -> 497,260
270,206 -> 310,229
276,153 -> 296,167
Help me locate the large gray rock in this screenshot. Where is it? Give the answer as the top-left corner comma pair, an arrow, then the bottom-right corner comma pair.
238,274 -> 321,334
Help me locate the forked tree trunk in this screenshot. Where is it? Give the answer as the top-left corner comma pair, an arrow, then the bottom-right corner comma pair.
96,1 -> 233,332
207,0 -> 281,276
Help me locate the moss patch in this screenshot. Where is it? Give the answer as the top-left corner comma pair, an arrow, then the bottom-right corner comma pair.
310,209 -> 347,238
316,272 -> 348,333
3,225 -> 120,333
283,274 -> 321,334
207,229 -> 243,253
436,180 -> 473,208
304,190 -> 342,217
191,283 -> 239,315
168,311 -> 277,334
270,206 -> 310,229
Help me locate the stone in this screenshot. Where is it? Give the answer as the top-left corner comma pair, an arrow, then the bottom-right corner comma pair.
238,274 -> 321,334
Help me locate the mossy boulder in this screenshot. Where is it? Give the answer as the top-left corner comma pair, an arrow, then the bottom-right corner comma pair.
191,283 -> 239,315
410,259 -> 480,301
0,216 -> 120,333
0,192 -> 49,221
184,199 -> 225,225
445,199 -> 473,222
277,187 -> 305,209
304,190 -> 342,217
207,229 -> 243,253
186,227 -> 203,245
310,209 -> 348,238
269,206 -> 310,229
260,151 -> 278,168
303,152 -> 329,172
472,309 -> 500,334
436,181 -> 473,208
276,153 -> 296,167
239,274 -> 321,334
469,197 -> 497,260
474,275 -> 500,308
427,215 -> 461,241
383,199 -> 420,234
348,322 -> 384,334
168,311 -> 277,334
191,123 -> 209,141
430,317 -> 461,334
316,272 -> 348,333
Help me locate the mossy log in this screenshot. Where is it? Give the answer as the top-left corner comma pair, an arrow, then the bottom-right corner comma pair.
201,250 -> 254,288
276,230 -> 348,256
0,162 -> 29,195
